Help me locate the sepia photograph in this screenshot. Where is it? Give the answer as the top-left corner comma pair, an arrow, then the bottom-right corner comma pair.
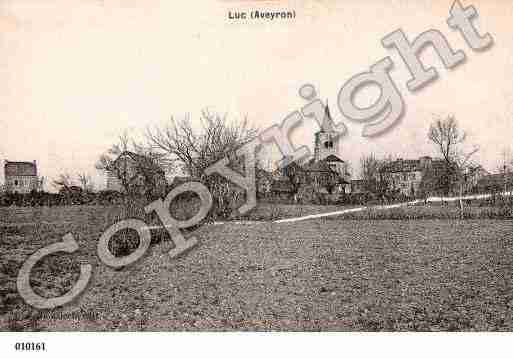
1,0 -> 513,356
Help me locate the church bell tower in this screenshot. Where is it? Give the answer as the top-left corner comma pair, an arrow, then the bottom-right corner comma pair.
314,104 -> 340,162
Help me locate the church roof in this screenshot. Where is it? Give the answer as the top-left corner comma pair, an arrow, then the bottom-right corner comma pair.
380,157 -> 446,173
315,103 -> 338,134
302,161 -> 333,172
324,154 -> 344,163
301,154 -> 344,171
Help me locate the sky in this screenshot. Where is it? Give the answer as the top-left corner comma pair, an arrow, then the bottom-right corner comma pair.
1,0 -> 512,190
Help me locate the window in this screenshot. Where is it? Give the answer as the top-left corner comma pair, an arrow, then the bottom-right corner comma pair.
324,140 -> 334,149
14,180 -> 18,186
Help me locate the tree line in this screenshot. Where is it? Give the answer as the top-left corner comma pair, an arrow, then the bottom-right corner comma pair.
2,111 -> 491,212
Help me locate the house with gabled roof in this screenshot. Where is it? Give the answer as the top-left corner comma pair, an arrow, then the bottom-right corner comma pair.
379,156 -> 448,196
106,151 -> 167,198
4,160 -> 39,194
474,171 -> 512,193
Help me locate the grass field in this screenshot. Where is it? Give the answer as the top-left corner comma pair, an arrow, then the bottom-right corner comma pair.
1,205 -> 513,331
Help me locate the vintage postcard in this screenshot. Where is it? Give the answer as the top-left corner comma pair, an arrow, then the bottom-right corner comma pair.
1,0 -> 513,356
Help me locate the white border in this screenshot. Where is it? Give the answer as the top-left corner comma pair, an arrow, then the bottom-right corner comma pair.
1,332 -> 512,359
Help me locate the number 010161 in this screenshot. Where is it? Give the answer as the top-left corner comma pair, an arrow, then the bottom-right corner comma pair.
14,342 -> 46,351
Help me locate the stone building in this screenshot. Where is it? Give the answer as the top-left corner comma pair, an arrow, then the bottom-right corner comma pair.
350,179 -> 370,194
4,160 -> 39,194
304,105 -> 349,192
474,171 -> 512,194
379,156 -> 446,196
105,151 -> 167,198
106,171 -> 124,192
313,106 -> 343,162
274,105 -> 350,197
302,155 -> 349,193
463,165 -> 489,193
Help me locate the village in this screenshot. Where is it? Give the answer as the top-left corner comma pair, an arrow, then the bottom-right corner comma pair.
4,0 -> 513,349
3,108 -> 513,333
0,107 -> 509,209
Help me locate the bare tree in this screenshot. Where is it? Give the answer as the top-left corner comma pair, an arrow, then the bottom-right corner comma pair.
360,153 -> 380,193
52,173 -> 74,191
146,110 -> 258,178
37,176 -> 46,192
282,161 -> 306,199
428,116 -> 478,190
96,132 -> 133,193
427,115 -> 479,213
492,147 -> 513,196
359,154 -> 394,197
496,147 -> 513,174
77,173 -> 94,192
146,110 -> 258,216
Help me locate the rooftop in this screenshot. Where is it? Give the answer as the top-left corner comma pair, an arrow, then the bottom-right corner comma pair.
380,157 -> 445,173
4,160 -> 37,176
323,154 -> 344,163
302,160 -> 334,172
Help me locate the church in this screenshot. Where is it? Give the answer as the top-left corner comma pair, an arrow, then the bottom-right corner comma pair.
271,106 -> 350,199
301,105 -> 350,193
